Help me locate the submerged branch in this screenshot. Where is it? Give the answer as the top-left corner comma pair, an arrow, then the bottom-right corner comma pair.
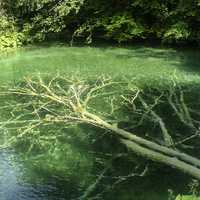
1,75 -> 200,180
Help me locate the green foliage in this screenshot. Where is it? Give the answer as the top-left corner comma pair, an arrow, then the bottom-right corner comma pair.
2,0 -> 200,46
72,14 -> 146,44
104,14 -> 145,42
175,195 -> 200,200
0,16 -> 23,51
163,22 -> 191,43
6,0 -> 85,43
69,0 -> 200,44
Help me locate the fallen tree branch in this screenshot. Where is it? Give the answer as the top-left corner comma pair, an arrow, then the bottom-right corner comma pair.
82,110 -> 200,169
138,95 -> 174,147
121,139 -> 200,180
1,75 -> 200,180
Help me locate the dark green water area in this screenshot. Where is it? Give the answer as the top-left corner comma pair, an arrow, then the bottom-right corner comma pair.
0,44 -> 200,200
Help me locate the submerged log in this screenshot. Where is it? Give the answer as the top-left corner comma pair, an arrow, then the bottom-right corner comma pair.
82,111 -> 200,180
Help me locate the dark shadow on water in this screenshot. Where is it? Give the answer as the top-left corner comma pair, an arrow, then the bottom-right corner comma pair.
114,46 -> 200,74
71,40 -> 200,75
93,43 -> 200,75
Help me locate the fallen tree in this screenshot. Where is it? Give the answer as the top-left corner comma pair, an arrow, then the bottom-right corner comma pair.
1,75 -> 200,181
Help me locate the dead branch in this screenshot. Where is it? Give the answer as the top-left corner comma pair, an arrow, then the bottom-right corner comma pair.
138,95 -> 174,147
1,75 -> 200,180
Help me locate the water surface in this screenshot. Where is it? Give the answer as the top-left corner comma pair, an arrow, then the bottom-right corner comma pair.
0,44 -> 200,200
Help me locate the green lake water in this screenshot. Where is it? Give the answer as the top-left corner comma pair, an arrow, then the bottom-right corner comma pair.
1,44 -> 200,84
0,44 -> 200,200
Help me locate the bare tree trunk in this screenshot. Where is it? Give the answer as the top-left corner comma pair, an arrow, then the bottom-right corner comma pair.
121,139 -> 200,180
83,111 -> 200,168
82,111 -> 200,179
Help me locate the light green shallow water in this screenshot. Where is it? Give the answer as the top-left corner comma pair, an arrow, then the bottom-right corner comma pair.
0,44 -> 200,200
1,44 -> 200,85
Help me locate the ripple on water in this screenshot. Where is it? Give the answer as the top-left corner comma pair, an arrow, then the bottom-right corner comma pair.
0,150 -> 68,200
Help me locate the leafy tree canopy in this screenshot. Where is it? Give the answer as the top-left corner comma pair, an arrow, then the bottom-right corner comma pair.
1,0 -> 200,45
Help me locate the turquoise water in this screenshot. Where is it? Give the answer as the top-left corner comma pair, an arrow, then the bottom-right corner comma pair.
0,44 -> 200,200
1,44 -> 200,85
